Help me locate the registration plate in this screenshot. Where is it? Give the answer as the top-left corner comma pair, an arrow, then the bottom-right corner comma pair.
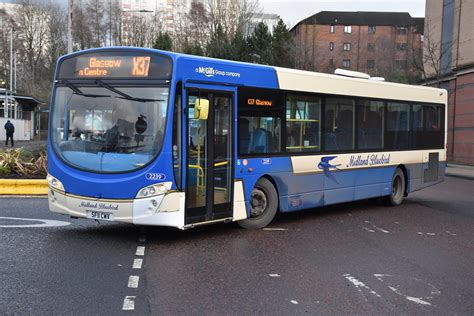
87,211 -> 114,221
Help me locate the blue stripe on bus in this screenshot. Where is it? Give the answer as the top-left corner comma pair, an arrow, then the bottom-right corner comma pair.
238,159 -> 445,215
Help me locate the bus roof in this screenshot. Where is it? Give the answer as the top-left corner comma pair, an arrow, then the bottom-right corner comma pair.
58,47 -> 447,105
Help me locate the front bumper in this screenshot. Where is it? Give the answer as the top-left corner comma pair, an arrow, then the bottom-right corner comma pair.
48,188 -> 185,229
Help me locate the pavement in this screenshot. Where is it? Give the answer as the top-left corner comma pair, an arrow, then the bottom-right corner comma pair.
0,176 -> 473,314
0,139 -> 47,152
445,164 -> 474,180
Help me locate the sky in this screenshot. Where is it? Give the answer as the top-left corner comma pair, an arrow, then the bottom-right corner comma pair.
259,0 -> 426,28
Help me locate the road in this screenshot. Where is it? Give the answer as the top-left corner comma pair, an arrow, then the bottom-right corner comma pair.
0,176 -> 473,315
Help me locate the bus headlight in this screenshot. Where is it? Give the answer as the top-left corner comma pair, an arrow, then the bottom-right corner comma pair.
47,174 -> 65,191
136,182 -> 172,199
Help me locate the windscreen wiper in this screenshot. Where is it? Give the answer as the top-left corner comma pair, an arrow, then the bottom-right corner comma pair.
95,79 -> 164,103
61,80 -> 110,98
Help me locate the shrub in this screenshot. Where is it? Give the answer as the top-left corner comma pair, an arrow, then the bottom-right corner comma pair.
0,147 -> 47,177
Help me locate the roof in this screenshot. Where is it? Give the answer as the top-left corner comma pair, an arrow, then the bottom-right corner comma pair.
0,91 -> 45,111
292,11 -> 423,31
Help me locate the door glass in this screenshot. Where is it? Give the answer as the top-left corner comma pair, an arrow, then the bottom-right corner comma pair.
187,93 -> 208,209
213,96 -> 232,206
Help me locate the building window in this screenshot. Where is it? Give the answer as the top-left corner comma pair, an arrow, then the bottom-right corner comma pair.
342,59 -> 351,69
396,60 -> 408,69
397,43 -> 408,51
343,43 -> 351,51
330,25 -> 335,33
344,25 -> 352,34
368,26 -> 376,34
367,60 -> 375,69
329,42 -> 334,51
368,43 -> 375,51
397,27 -> 408,35
286,95 -> 321,152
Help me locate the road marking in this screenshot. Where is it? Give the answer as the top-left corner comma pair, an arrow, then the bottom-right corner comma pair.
122,296 -> 136,310
139,235 -> 146,242
269,274 -> 280,277
374,226 -> 390,234
426,233 -> 436,236
136,246 -> 145,256
263,228 -> 288,231
388,286 -> 431,306
133,258 -> 143,269
128,276 -> 139,288
374,274 -> 440,306
0,217 -> 70,228
344,274 -> 381,301
290,300 -> 298,305
446,231 -> 456,236
363,227 -> 375,233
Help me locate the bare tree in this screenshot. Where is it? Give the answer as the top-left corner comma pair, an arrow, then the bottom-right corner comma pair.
86,0 -> 107,47
411,18 -> 456,85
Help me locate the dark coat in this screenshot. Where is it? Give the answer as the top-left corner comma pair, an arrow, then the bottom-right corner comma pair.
4,121 -> 14,135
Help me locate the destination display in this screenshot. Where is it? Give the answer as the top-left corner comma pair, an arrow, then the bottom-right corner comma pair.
57,52 -> 172,79
76,56 -> 151,77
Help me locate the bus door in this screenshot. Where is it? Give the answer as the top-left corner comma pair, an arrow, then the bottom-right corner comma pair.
185,87 -> 234,225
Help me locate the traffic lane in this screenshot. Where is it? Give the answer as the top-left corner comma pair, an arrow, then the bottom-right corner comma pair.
0,198 -> 147,315
144,178 -> 474,315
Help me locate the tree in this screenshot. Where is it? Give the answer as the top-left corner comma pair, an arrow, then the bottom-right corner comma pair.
248,22 -> 273,65
271,18 -> 292,67
153,32 -> 173,51
206,24 -> 233,59
411,18 -> 456,86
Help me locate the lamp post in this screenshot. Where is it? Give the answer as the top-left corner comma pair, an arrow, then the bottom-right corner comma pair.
67,0 -> 74,53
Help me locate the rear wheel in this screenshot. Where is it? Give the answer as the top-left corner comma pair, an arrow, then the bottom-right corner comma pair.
238,178 -> 278,229
383,168 -> 406,206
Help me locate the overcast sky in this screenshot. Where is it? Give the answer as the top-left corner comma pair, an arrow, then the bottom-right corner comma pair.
259,0 -> 426,28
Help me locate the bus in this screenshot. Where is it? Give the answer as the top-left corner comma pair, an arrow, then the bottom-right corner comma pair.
47,47 -> 447,229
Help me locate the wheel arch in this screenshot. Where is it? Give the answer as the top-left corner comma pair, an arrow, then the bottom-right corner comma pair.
397,164 -> 409,197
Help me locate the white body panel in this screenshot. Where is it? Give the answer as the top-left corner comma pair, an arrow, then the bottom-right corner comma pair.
291,149 -> 446,175
275,67 -> 448,105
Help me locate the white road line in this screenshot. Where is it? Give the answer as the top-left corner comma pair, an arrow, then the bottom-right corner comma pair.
122,296 -> 136,310
128,276 -> 139,288
136,246 -> 145,256
290,300 -> 298,305
363,227 -> 375,233
374,226 -> 390,234
388,286 -> 432,306
133,258 -> 143,269
344,274 -> 381,301
263,228 -> 288,231
0,217 -> 70,228
269,274 -> 280,277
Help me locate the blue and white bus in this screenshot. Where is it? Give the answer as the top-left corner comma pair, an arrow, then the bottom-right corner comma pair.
48,47 -> 447,229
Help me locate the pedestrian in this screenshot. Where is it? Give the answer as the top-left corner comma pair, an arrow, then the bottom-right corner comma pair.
4,120 -> 14,147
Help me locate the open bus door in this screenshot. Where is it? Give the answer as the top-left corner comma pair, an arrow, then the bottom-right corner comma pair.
184,86 -> 235,225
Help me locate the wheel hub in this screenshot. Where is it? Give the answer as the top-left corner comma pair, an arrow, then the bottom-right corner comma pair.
250,188 -> 267,217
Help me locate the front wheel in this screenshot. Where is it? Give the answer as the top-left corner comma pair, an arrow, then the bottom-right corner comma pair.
383,168 -> 406,206
237,178 -> 278,229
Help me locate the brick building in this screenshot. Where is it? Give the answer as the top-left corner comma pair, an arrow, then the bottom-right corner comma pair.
291,11 -> 424,81
424,0 -> 474,165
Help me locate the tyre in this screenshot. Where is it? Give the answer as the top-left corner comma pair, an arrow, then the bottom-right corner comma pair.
383,168 -> 406,206
237,178 -> 278,229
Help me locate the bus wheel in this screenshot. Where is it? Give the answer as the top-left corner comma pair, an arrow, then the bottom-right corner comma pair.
384,168 -> 406,206
238,178 -> 278,229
